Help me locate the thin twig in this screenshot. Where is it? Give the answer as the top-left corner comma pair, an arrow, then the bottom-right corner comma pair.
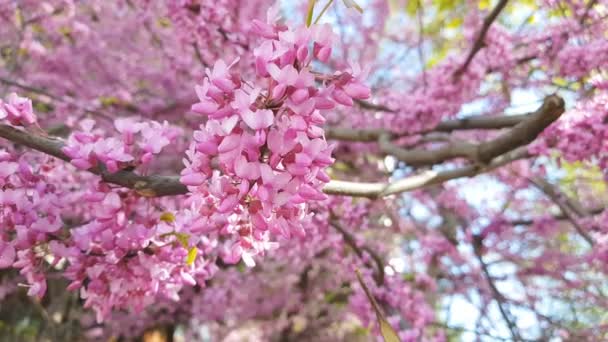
330,219 -> 385,285
527,177 -> 594,246
454,0 -> 509,78
473,235 -> 522,341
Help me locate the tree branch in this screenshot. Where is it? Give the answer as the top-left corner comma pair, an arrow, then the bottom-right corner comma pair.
454,0 -> 509,78
376,95 -> 564,166
473,235 -> 522,341
325,112 -> 532,142
354,99 -> 396,113
0,77 -> 114,122
0,123 -> 532,198
509,206 -> 604,226
580,0 -> 599,24
330,220 -> 385,285
0,125 -> 186,197
324,147 -> 530,198
527,177 -> 594,246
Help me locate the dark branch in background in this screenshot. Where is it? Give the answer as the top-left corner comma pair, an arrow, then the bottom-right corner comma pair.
330,220 -> 385,285
435,203 -> 524,341
325,112 -> 530,142
527,177 -> 595,246
509,206 -> 605,226
580,0 -> 599,24
0,77 -> 114,122
354,99 -> 396,113
453,0 -> 509,78
472,235 -> 522,341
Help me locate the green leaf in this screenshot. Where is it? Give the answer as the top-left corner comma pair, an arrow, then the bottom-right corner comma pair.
159,211 -> 175,223
306,0 -> 317,27
157,17 -> 171,28
379,320 -> 401,342
354,269 -> 401,342
446,17 -> 463,29
14,8 -> 23,27
405,0 -> 419,16
174,232 -> 190,248
186,247 -> 197,266
435,0 -> 459,11
99,96 -> 121,107
353,326 -> 370,336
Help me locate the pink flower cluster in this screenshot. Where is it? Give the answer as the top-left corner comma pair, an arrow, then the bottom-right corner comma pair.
0,92 -> 36,126
0,150 -> 63,298
0,94 -> 47,296
530,92 -> 608,172
63,117 -> 182,172
180,12 -> 369,266
45,184 -> 219,322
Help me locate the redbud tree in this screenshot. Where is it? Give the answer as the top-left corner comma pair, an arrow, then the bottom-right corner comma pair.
0,0 -> 608,341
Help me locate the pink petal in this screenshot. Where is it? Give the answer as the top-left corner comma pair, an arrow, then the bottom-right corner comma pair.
181,172 -> 206,186
235,155 -> 260,180
191,100 -> 218,115
242,109 -> 274,130
291,88 -> 309,104
0,244 -> 15,268
267,130 -> 284,154
332,89 -> 354,106
343,82 -> 370,99
218,134 -> 241,153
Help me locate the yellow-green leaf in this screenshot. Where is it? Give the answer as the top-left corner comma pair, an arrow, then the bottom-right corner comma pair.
157,17 -> 171,28
446,17 -> 463,29
405,0 -> 419,16
379,320 -> 401,342
435,0 -> 459,11
159,211 -> 175,223
186,247 -> 197,266
14,8 -> 23,27
99,96 -> 121,107
175,233 -> 190,248
306,0 -> 317,27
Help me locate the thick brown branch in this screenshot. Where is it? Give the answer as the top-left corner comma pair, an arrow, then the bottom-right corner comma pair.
1,123 -> 532,199
477,95 -> 563,162
376,95 -> 563,166
0,125 -> 187,197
